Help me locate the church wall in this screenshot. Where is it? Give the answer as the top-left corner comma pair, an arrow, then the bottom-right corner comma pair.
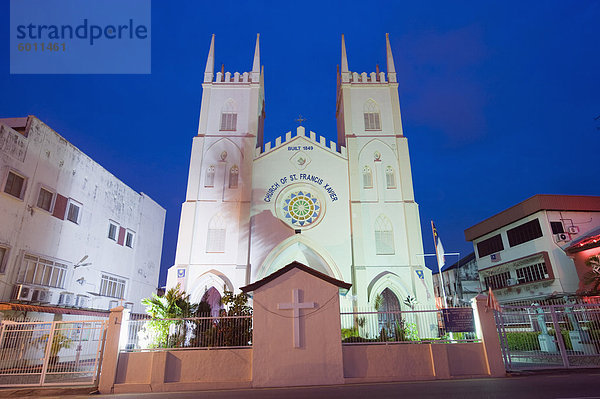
250,135 -> 352,283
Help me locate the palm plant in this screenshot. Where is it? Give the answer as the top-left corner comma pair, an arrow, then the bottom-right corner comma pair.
583,255 -> 600,293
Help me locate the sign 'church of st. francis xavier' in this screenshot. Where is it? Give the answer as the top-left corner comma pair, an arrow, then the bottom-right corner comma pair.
166,34 -> 435,312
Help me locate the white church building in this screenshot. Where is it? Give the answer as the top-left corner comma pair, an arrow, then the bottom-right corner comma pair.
167,34 -> 435,312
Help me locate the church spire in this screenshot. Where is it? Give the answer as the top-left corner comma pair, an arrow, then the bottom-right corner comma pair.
341,34 -> 350,83
204,34 -> 215,83
251,33 -> 260,82
385,33 -> 397,83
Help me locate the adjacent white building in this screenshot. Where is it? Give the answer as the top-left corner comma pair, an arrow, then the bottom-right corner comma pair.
464,195 -> 600,304
432,252 -> 482,307
0,116 -> 166,316
167,34 -> 435,313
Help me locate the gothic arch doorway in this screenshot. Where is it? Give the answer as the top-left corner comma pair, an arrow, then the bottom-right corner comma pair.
377,288 -> 402,333
201,286 -> 222,318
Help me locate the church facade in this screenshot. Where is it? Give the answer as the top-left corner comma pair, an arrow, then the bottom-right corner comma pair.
166,34 -> 435,312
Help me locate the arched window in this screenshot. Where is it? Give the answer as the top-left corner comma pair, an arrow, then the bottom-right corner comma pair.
363,166 -> 373,189
205,165 -> 215,187
220,99 -> 237,131
385,166 -> 396,189
375,215 -> 394,255
206,213 -> 226,252
363,99 -> 381,131
229,165 -> 239,189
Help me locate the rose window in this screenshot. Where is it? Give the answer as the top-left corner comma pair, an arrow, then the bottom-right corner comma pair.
282,191 -> 321,227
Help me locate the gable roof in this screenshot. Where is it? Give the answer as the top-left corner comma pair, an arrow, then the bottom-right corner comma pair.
240,261 -> 352,293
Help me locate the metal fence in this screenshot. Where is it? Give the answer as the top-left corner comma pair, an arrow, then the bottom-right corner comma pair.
340,306 -> 479,344
0,319 -> 107,386
495,303 -> 600,371
123,315 -> 253,351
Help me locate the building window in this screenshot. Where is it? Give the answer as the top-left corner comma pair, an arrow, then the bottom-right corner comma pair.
124,302 -> 134,310
550,221 -> 565,234
36,187 -> 54,212
220,99 -> 237,131
66,199 -> 81,224
385,166 -> 396,189
100,274 -> 126,299
363,99 -> 381,130
0,246 -> 9,274
363,166 -> 373,188
205,166 -> 215,187
229,165 -> 239,189
125,230 -> 135,248
375,215 -> 395,255
108,221 -> 119,241
3,170 -> 26,199
516,262 -> 549,284
484,271 -> 511,290
507,219 -> 543,247
206,213 -> 226,253
477,234 -> 504,258
17,254 -> 67,288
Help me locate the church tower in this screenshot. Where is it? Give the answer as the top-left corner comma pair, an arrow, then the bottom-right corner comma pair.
336,34 -> 433,308
168,35 -> 265,309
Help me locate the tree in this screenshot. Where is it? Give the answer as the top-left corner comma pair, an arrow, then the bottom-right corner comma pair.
583,255 -> 600,293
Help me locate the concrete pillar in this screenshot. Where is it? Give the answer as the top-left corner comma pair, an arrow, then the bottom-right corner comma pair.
472,295 -> 506,377
98,306 -> 128,394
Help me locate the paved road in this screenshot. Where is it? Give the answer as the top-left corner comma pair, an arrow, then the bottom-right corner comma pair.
16,370 -> 600,399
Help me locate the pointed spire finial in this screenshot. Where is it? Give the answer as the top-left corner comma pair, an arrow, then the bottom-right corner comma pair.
341,34 -> 350,83
204,34 -> 215,83
386,33 -> 397,83
251,33 -> 260,82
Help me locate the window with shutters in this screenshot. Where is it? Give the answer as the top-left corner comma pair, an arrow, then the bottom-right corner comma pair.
220,99 -> 237,131
363,99 -> 381,131
0,246 -> 9,274
507,219 -> 543,247
477,234 -> 504,257
375,215 -> 394,255
3,170 -> 26,199
205,165 -> 215,187
385,166 -> 396,189
108,221 -> 119,241
66,199 -> 82,224
229,165 -> 239,189
36,187 -> 54,212
125,230 -> 135,248
363,166 -> 373,189
206,213 -> 226,253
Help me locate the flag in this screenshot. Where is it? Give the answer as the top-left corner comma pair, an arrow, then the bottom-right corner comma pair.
432,222 -> 445,268
486,287 -> 501,313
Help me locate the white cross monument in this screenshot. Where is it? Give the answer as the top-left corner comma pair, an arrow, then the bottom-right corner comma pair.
277,288 -> 316,348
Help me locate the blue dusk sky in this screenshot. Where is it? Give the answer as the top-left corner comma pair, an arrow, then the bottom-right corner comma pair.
1,1 -> 599,285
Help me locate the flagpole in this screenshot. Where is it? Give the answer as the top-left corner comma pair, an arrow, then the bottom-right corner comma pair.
431,221 -> 449,309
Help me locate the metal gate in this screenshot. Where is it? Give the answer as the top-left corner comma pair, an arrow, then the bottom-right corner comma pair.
0,319 -> 107,386
495,303 -> 600,371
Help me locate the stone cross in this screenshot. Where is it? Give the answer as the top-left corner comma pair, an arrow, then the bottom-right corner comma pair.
278,288 -> 316,348
294,115 -> 307,125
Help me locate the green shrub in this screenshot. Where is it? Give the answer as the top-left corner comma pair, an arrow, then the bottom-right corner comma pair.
505,331 -> 541,351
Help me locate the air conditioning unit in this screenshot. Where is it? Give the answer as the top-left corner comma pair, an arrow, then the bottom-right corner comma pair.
58,292 -> 74,307
506,278 -> 517,286
36,289 -> 51,304
12,284 -> 33,301
568,226 -> 579,234
555,233 -> 569,242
